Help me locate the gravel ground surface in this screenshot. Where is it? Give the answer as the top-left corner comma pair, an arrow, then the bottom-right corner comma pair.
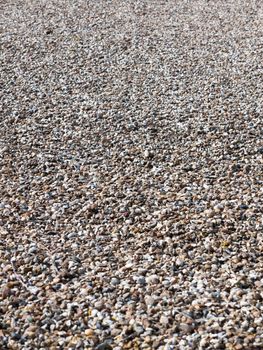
1,0 -> 263,349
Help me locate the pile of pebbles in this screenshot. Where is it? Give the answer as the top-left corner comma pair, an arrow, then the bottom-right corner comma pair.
1,0 -> 262,349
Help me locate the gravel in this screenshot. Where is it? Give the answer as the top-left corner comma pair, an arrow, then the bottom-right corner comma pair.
1,0 -> 263,349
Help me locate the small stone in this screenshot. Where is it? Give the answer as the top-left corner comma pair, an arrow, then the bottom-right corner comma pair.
11,332 -> 21,340
145,295 -> 155,306
239,204 -> 248,210
1,287 -> 11,299
133,323 -> 144,334
137,276 -> 146,285
146,274 -> 159,284
160,315 -> 169,326
67,232 -> 77,239
28,246 -> 38,254
85,329 -> 95,337
96,342 -> 112,350
111,278 -> 120,286
94,300 -> 104,310
144,150 -> 150,158
175,258 -> 184,266
179,323 -> 194,334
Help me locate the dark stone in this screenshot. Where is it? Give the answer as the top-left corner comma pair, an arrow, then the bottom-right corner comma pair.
96,342 -> 113,350
11,332 -> 21,340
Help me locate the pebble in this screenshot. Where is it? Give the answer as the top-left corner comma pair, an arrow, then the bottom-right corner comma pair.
111,278 -> 120,286
180,323 -> 194,334
28,246 -> 38,254
94,301 -> 105,311
1,287 -> 11,299
85,329 -> 95,337
160,316 -> 169,326
136,276 -> 146,285
133,324 -> 144,335
96,342 -> 113,350
146,275 -> 159,284
145,296 -> 155,307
